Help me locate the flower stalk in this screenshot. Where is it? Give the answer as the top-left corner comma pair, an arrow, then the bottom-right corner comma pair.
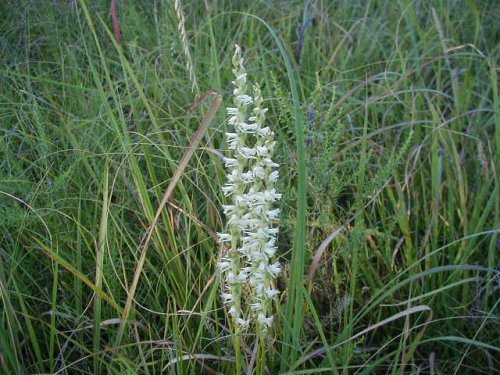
218,45 -> 281,335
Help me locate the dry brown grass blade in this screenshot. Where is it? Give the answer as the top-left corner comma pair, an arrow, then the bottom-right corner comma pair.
114,91 -> 222,346
307,225 -> 346,285
165,200 -> 219,242
110,0 -> 122,45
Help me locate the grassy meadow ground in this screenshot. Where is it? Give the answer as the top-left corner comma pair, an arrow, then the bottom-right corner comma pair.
0,0 -> 499,373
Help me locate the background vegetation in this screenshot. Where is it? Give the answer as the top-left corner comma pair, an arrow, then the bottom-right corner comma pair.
0,0 -> 498,373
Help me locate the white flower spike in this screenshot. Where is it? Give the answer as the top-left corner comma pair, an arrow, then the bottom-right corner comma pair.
218,45 -> 281,334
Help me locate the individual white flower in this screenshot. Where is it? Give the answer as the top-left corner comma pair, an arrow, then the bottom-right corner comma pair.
266,208 -> 281,220
233,72 -> 247,86
223,157 -> 237,168
263,244 -> 277,258
237,146 -> 257,159
235,94 -> 253,106
257,127 -> 271,136
217,233 -> 232,243
222,293 -> 235,304
235,318 -> 250,328
267,262 -> 281,277
221,184 -> 236,195
263,158 -> 280,168
265,288 -> 280,298
250,301 -> 265,311
268,170 -> 279,182
218,259 -> 232,272
257,313 -> 274,328
228,306 -> 238,316
237,122 -> 258,133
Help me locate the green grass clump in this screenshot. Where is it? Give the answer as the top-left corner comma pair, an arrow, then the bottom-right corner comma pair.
0,0 -> 498,374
